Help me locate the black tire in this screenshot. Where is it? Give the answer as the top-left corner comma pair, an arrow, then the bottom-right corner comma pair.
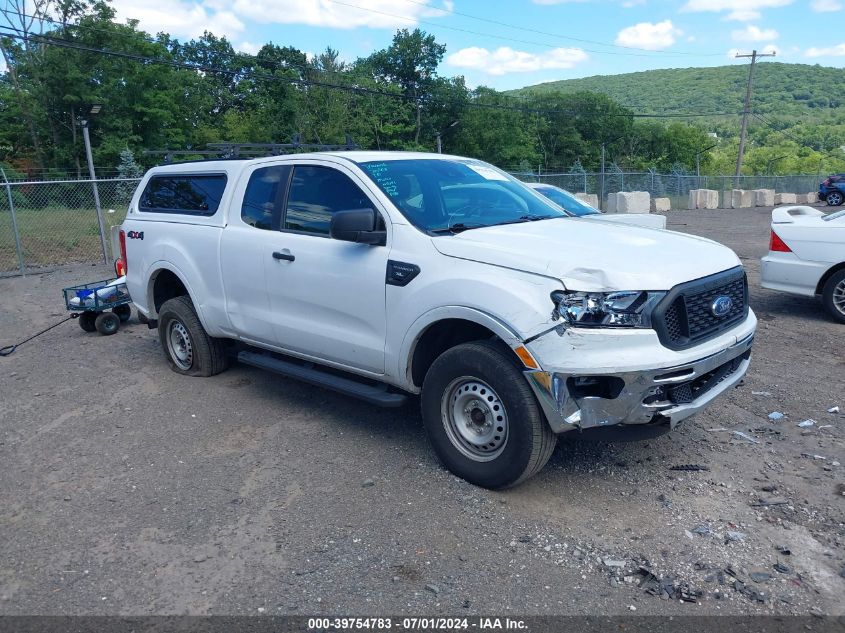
113,304 -> 131,323
95,311 -> 120,336
822,269 -> 845,324
78,311 -> 97,332
421,340 -> 557,489
826,191 -> 844,206
157,295 -> 229,377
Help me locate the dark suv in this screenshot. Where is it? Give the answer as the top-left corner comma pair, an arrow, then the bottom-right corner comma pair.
819,174 -> 845,206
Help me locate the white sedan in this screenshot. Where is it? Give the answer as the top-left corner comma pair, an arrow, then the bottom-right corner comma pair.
526,183 -> 667,230
761,206 -> 845,323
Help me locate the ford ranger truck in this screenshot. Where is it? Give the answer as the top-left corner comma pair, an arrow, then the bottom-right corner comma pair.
119,152 -> 756,489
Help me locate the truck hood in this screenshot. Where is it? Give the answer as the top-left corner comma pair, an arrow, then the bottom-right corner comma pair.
431,217 -> 741,291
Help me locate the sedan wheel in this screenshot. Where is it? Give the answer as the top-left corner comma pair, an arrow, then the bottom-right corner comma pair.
822,269 -> 845,324
827,191 -> 843,206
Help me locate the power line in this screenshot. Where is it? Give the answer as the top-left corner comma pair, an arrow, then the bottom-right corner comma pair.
0,28 -> 739,120
322,0 -> 714,59
379,0 -> 724,56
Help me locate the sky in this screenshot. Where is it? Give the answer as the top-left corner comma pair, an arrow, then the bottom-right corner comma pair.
76,0 -> 845,89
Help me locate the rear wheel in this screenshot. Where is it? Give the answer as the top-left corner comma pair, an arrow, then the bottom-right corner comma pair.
421,340 -> 556,489
78,311 -> 97,332
822,269 -> 845,324
826,191 -> 843,206
157,295 -> 229,376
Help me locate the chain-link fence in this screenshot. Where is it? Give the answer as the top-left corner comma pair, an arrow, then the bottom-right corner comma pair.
1,178 -> 141,276
0,171 -> 826,276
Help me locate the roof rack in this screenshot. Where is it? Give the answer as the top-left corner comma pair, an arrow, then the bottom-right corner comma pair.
145,135 -> 360,164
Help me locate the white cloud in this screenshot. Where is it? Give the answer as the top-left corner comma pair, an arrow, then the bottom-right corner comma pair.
811,0 -> 843,11
207,0 -> 452,29
111,0 -> 245,40
731,25 -> 779,41
726,9 -> 761,20
806,43 -> 845,57
761,43 -> 780,55
682,0 -> 793,21
446,46 -> 588,75
614,20 -> 681,50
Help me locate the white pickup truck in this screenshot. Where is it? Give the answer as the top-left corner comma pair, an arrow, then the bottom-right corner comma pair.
120,151 -> 756,488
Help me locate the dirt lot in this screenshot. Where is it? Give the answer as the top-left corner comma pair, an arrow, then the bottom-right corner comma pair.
0,206 -> 843,617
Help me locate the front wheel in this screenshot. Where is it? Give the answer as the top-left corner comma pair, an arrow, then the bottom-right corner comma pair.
826,191 -> 843,206
157,296 -> 229,376
95,311 -> 120,335
822,269 -> 845,324
421,340 -> 556,489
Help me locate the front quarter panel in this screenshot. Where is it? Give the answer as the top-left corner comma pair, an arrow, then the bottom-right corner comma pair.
385,225 -> 562,390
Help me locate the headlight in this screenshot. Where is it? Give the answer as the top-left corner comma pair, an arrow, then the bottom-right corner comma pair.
551,290 -> 666,328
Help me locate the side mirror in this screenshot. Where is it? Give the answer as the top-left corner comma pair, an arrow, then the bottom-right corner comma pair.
330,208 -> 386,246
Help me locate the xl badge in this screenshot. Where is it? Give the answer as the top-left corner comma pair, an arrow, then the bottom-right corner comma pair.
710,295 -> 733,317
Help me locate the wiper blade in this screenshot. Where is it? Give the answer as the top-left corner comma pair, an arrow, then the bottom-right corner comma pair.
518,214 -> 556,221
429,222 -> 487,234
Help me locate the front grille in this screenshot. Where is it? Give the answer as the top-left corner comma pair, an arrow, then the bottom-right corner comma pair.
654,267 -> 748,350
667,352 -> 748,404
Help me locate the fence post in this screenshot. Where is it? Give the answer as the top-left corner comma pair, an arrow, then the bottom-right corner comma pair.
1,168 -> 26,276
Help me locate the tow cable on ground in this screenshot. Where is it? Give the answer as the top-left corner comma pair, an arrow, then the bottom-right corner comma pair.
0,313 -> 79,357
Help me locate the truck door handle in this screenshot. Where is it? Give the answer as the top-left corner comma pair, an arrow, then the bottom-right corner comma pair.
272,251 -> 295,262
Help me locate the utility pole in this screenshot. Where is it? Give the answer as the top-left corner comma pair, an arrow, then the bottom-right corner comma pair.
599,143 -> 606,211
435,120 -> 459,154
80,104 -> 108,264
734,49 -> 775,179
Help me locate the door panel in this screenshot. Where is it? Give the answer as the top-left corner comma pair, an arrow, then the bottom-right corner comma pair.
266,164 -> 389,374
266,235 -> 388,373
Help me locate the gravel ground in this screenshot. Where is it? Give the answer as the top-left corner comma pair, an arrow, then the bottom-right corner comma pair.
0,206 -> 843,617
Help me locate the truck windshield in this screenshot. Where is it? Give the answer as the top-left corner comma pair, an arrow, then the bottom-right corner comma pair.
359,158 -> 567,233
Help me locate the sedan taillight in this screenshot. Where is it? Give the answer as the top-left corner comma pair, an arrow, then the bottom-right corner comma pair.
769,230 -> 791,253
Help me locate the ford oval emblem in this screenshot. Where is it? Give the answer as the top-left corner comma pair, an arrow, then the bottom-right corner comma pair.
711,296 -> 733,317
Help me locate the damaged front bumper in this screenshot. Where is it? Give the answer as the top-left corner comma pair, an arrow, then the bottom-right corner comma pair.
525,332 -> 754,434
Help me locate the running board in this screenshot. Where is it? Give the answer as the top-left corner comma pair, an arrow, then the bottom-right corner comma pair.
237,351 -> 408,408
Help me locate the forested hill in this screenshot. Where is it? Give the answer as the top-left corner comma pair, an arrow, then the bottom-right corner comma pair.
514,62 -> 845,121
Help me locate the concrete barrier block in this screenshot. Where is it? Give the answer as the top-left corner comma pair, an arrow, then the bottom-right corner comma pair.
754,189 -> 775,206
688,190 -> 698,210
574,192 -> 599,209
605,192 -> 618,213
806,192 -> 818,203
617,191 -> 651,214
722,190 -> 733,209
774,193 -> 796,204
651,197 -> 670,213
731,189 -> 753,209
702,189 -> 719,209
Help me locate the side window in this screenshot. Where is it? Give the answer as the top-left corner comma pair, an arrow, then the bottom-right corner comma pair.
284,165 -> 374,235
139,174 -> 227,215
241,165 -> 291,230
